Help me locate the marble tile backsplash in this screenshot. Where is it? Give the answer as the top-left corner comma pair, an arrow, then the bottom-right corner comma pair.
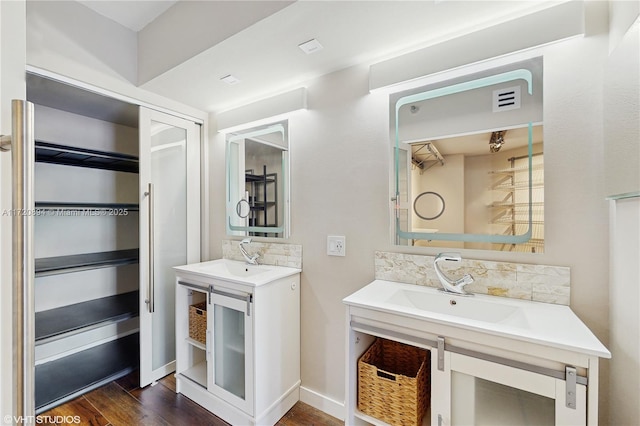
374,251 -> 570,305
222,240 -> 302,269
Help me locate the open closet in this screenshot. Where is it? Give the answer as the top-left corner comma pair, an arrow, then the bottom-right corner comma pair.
27,72 -> 201,413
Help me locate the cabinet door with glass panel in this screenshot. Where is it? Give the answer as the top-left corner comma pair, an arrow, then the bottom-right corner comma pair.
431,350 -> 586,426
208,284 -> 254,416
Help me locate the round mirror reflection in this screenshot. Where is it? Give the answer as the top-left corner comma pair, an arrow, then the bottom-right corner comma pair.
413,191 -> 445,220
236,199 -> 251,218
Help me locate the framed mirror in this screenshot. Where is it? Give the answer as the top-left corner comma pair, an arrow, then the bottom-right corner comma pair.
226,121 -> 289,238
392,57 -> 544,252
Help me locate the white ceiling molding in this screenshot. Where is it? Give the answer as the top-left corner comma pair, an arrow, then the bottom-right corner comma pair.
369,1 -> 585,92
216,87 -> 307,133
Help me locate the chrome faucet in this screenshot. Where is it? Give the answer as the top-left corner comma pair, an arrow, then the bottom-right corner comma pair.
434,252 -> 474,296
239,238 -> 260,265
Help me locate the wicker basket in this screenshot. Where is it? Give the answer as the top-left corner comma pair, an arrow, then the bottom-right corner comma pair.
358,338 -> 430,426
188,302 -> 207,344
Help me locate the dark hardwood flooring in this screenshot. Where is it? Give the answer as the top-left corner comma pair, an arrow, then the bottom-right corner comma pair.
39,372 -> 343,426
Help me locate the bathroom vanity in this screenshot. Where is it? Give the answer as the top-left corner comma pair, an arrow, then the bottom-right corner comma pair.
344,280 -> 610,425
174,259 -> 301,426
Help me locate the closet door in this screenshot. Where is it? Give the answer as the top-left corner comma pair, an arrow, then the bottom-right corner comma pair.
139,108 -> 200,387
1,0 -> 29,417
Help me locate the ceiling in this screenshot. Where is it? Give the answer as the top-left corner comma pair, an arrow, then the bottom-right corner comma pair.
74,1 -> 555,114
78,1 -> 178,32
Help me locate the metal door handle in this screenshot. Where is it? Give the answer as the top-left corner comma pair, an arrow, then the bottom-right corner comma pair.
1,99 -> 36,418
145,183 -> 155,313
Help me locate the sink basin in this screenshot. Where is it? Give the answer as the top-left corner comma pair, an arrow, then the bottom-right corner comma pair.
386,288 -> 530,328
174,259 -> 300,286
208,260 -> 273,278
343,280 -> 610,358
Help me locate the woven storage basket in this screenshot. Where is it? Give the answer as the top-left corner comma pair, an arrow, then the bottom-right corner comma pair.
188,302 -> 207,344
358,338 -> 430,426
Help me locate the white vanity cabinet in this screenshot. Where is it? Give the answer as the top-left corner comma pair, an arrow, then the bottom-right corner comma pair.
344,280 -> 610,426
174,260 -> 301,426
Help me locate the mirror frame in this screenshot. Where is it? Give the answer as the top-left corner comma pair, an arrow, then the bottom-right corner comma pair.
226,122 -> 289,237
394,69 -> 535,244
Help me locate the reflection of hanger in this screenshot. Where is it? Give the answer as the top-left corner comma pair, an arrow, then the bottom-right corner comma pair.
412,142 -> 444,171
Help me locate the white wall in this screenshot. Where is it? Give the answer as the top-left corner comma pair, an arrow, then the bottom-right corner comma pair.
209,4 -> 613,421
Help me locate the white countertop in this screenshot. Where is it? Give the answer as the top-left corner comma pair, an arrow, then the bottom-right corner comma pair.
344,280 -> 610,358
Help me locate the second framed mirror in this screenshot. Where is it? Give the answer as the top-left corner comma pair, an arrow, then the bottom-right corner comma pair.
226,121 -> 289,238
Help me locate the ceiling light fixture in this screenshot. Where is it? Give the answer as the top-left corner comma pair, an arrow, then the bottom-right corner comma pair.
298,38 -> 323,55
220,74 -> 240,85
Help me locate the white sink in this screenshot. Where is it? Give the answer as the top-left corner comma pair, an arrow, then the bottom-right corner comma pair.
386,288 -> 530,329
343,280 -> 610,358
174,259 -> 300,286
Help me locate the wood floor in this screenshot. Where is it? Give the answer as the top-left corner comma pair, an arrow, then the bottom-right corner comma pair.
39,372 -> 343,426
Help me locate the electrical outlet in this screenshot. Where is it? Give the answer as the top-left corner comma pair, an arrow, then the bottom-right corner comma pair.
327,235 -> 346,257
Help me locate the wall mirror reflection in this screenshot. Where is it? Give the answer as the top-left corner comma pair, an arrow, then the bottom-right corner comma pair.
226,121 -> 289,238
392,57 -> 544,252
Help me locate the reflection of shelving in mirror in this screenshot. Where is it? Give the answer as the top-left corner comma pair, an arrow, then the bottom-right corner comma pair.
411,142 -> 444,172
490,152 -> 544,253
245,165 -> 279,237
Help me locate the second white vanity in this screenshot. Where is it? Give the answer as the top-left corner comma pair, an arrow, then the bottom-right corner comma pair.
344,280 -> 610,426
174,259 -> 301,426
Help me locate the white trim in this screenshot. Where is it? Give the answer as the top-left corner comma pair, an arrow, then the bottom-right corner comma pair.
26,65 -> 205,124
299,386 -> 345,421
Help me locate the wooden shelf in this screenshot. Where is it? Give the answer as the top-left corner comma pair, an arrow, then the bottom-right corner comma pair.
35,140 -> 139,173
35,291 -> 139,343
35,333 -> 139,413
35,249 -> 139,277
35,202 -> 139,211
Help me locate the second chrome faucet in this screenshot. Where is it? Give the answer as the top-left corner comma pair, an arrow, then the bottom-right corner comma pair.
434,252 -> 474,296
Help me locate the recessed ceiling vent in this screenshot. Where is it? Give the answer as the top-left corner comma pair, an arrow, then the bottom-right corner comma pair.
493,86 -> 521,112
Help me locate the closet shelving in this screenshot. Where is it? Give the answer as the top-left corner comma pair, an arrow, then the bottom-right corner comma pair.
35,201 -> 139,211
35,291 -> 139,342
35,248 -> 139,277
33,137 -> 140,412
35,333 -> 139,412
35,140 -> 139,173
245,165 -> 279,236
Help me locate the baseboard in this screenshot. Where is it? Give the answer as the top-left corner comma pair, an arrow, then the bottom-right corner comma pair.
299,386 -> 345,421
